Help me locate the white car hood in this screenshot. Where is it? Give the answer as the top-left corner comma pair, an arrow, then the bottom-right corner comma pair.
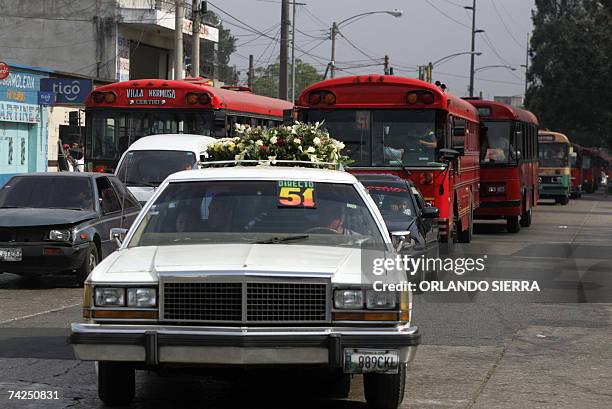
91,244 -> 388,285
127,186 -> 156,204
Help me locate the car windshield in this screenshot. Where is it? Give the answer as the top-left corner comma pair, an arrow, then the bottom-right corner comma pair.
481,121 -> 515,164
0,176 -> 94,210
539,143 -> 569,168
304,109 -> 444,167
361,183 -> 417,220
128,180 -> 386,250
116,150 -> 197,187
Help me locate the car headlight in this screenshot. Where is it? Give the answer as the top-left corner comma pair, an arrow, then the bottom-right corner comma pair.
365,290 -> 397,309
127,288 -> 157,307
95,288 -> 125,306
49,229 -> 71,241
334,289 -> 364,309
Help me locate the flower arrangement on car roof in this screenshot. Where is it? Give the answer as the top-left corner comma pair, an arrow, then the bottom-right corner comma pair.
205,122 -> 351,166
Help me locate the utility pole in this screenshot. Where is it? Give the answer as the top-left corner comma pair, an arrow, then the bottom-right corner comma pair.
330,22 -> 338,78
466,0 -> 477,97
174,0 -> 184,79
279,0 -> 289,100
426,62 -> 433,82
247,54 -> 254,89
384,55 -> 389,75
523,34 -> 529,99
290,0 -> 297,101
191,0 -> 201,78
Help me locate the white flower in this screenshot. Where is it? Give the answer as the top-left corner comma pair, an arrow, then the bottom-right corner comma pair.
306,146 -> 316,153
293,138 -> 301,145
270,136 -> 278,144
255,139 -> 264,146
313,137 -> 321,146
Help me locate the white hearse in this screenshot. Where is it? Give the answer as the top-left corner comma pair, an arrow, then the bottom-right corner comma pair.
114,133 -> 216,204
70,164 -> 421,409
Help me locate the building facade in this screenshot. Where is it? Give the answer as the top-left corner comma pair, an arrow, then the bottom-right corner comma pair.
0,64 -> 50,186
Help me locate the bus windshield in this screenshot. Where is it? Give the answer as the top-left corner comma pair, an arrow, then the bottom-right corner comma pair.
539,143 -> 569,167
305,109 -> 444,166
86,110 -> 213,162
481,121 -> 516,165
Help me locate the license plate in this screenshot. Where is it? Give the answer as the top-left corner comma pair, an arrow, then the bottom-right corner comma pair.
0,248 -> 22,262
343,349 -> 399,374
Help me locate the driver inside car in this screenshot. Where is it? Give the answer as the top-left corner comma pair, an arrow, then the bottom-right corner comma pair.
318,206 -> 360,235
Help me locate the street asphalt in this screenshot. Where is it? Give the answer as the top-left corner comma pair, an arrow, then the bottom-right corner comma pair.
0,192 -> 611,408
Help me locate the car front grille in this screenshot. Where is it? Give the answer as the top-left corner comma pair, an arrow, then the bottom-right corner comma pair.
0,228 -> 47,243
161,279 -> 329,324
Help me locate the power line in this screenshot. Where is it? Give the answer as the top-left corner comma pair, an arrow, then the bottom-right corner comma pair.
337,31 -> 379,63
423,0 -> 471,30
489,0 -> 524,48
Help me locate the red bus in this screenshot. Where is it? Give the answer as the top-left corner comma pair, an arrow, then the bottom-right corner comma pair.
570,143 -> 583,198
84,78 -> 293,172
466,99 -> 539,233
581,148 -> 598,193
295,75 -> 481,252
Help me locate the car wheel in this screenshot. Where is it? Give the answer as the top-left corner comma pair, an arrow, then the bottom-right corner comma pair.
325,371 -> 351,399
98,362 -> 135,406
76,243 -> 98,287
363,365 -> 406,409
425,245 -> 440,282
520,208 -> 532,227
507,216 -> 520,233
559,195 -> 569,205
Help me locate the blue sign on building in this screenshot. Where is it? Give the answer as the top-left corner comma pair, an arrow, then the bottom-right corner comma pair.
40,78 -> 92,104
38,91 -> 56,105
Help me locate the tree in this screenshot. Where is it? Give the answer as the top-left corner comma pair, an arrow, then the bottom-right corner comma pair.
526,0 -> 612,149
252,59 -> 323,100
186,10 -> 238,84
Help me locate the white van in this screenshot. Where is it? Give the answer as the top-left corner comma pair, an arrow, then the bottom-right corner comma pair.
115,134 -> 216,204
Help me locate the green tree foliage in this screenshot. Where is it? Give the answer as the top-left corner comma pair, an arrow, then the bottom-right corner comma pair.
252,59 -> 323,100
526,0 -> 612,148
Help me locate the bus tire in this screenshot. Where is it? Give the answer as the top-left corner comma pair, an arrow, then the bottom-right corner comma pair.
559,195 -> 569,205
457,201 -> 473,243
520,209 -> 532,227
507,216 -> 520,233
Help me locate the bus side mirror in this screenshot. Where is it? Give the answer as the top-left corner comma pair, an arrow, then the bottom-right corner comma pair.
283,109 -> 294,125
439,148 -> 460,161
213,111 -> 227,137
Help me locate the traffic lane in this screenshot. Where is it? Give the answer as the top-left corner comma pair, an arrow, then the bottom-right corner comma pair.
0,274 -> 82,325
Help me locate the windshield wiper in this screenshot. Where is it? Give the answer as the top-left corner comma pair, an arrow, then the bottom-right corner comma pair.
125,180 -> 157,187
255,234 -> 310,244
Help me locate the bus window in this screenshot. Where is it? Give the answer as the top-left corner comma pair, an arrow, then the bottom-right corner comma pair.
92,117 -> 118,160
481,121 -> 514,164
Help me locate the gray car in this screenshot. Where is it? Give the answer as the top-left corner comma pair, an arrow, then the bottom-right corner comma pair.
0,172 -> 141,285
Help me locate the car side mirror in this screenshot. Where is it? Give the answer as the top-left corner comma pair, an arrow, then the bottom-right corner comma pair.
110,227 -> 128,247
421,207 -> 439,219
439,148 -> 460,162
390,230 -> 414,252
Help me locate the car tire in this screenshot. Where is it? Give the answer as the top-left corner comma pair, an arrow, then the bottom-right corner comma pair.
98,362 -> 135,406
425,246 -> 440,282
507,216 -> 520,233
76,243 -> 98,287
326,372 -> 351,399
363,365 -> 406,409
559,195 -> 569,205
520,208 -> 532,227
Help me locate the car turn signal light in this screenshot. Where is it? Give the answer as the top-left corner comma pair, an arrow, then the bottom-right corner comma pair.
406,90 -> 435,105
308,91 -> 336,105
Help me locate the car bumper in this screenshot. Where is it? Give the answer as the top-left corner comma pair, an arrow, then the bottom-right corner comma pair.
539,185 -> 568,198
0,242 -> 89,274
70,323 -> 420,367
475,200 -> 522,217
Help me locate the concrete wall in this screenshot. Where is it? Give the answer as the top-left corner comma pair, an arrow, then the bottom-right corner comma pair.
0,0 -> 118,81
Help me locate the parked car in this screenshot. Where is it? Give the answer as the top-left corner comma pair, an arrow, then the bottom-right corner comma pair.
355,173 -> 440,286
70,165 -> 420,409
115,134 -> 217,204
0,173 -> 141,285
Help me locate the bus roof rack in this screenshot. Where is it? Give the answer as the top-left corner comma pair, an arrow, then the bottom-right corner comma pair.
200,159 -> 344,171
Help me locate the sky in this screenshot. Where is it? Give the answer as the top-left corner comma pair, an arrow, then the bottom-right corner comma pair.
209,0 -> 536,99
